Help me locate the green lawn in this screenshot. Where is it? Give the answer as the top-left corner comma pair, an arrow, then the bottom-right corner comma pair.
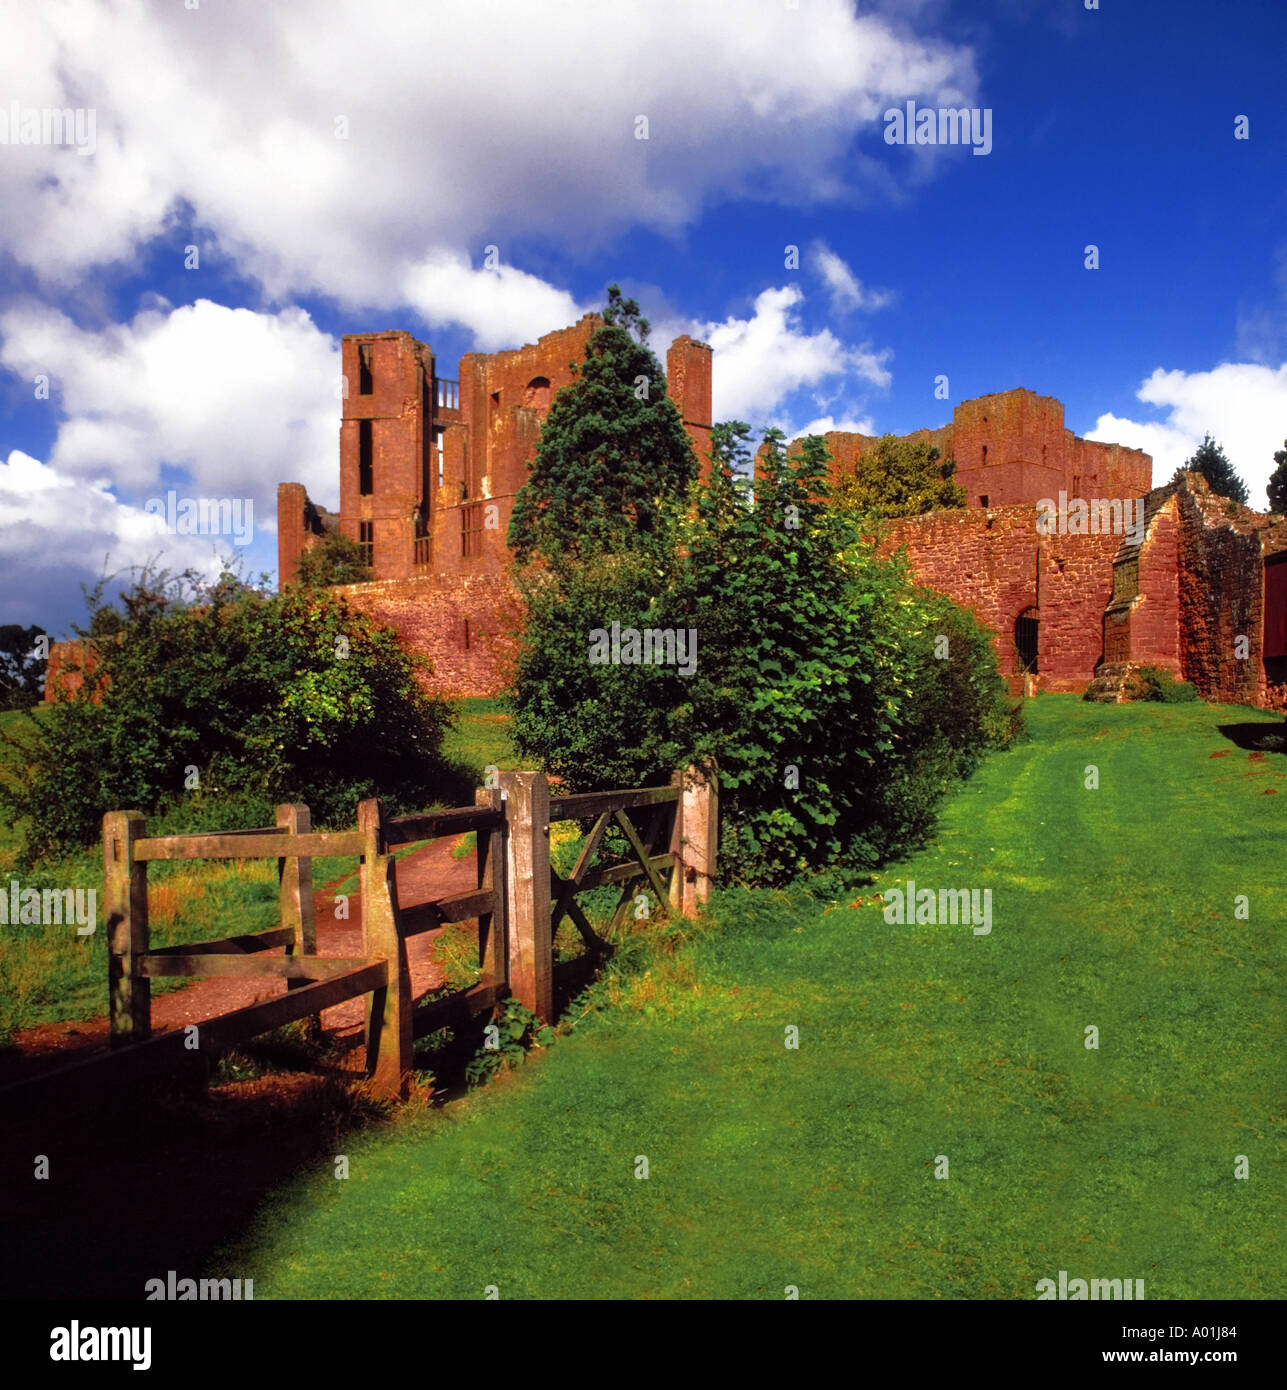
208,696 -> 1285,1299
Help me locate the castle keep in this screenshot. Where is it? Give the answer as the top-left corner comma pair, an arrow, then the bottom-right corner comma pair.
273,321 -> 1287,712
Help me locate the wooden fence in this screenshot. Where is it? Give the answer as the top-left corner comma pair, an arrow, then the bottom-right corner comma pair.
1,765 -> 716,1113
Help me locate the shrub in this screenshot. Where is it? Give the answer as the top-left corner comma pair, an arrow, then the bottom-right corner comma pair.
510,421 -> 1019,887
0,567 -> 457,861
1131,665 -> 1200,703
294,530 -> 373,588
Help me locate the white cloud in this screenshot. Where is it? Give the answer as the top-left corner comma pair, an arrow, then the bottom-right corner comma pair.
1087,362 -> 1287,506
697,285 -> 892,422
812,242 -> 893,313
791,414 -> 878,438
402,253 -> 586,353
0,450 -> 229,629
0,299 -> 338,507
0,0 -> 977,346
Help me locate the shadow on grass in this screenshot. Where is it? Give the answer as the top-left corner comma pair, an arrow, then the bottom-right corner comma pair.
0,1034 -> 401,1300
1216,721 -> 1287,755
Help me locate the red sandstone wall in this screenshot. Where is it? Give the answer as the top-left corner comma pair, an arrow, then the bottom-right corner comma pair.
1036,527 -> 1122,689
880,506 -> 1037,678
332,573 -> 522,700
43,638 -> 112,702
277,482 -> 309,588
1260,527 -> 1287,712
812,388 -> 1153,515
667,335 -> 714,468
1125,501 -> 1183,675
1175,485 -> 1273,705
880,503 -> 1123,690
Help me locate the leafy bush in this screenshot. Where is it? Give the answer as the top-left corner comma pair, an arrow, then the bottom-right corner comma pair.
1129,665 -> 1200,703
0,567 -> 458,861
465,998 -> 555,1087
831,433 -> 966,519
510,419 -> 1019,887
294,530 -> 373,588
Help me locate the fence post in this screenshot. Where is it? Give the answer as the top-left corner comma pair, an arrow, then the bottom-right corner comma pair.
358,798 -> 411,1101
680,763 -> 718,919
104,810 -> 149,1048
277,803 -> 315,993
475,785 -> 506,992
499,771 -> 552,1023
668,769 -> 685,914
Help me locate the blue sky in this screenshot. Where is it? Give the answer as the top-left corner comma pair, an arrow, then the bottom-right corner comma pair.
2,0 -> 1285,638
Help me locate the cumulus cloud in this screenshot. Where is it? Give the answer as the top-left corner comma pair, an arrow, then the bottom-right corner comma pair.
0,450 -> 229,629
1087,362 -> 1287,506
696,285 -> 892,422
1,0 -> 977,346
790,413 -> 879,439
0,299 -> 338,507
812,242 -> 894,313
402,253 -> 587,353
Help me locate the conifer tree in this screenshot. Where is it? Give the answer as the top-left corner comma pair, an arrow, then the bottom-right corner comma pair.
507,285 -> 697,563
1267,440 -> 1287,514
1174,434 -> 1249,505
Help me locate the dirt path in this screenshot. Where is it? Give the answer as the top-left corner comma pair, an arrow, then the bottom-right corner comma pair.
0,835 -> 479,1085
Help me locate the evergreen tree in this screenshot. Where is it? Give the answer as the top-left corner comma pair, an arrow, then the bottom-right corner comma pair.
0,624 -> 47,710
1267,440 -> 1287,514
507,285 -> 698,564
1174,434 -> 1249,505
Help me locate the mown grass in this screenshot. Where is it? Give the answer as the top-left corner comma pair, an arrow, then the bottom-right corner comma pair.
209,696 -> 1286,1299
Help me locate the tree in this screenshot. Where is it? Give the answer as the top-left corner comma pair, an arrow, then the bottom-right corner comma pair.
507,285 -> 698,563
509,418 -> 1018,887
1268,440 -> 1287,514
0,624 -> 47,710
0,567 -> 457,860
831,434 -> 965,519
1174,434 -> 1249,505
295,530 -> 373,587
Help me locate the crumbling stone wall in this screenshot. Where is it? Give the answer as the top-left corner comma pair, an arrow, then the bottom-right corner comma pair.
879,504 -> 1120,691
331,573 -> 522,700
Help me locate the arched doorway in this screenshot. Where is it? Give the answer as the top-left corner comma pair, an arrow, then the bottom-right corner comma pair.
525,376 -> 551,412
1014,607 -> 1039,674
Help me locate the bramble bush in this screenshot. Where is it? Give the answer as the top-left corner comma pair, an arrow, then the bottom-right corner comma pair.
0,567 -> 459,861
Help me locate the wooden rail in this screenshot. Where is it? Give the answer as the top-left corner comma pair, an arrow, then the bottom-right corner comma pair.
3,767 -> 717,1116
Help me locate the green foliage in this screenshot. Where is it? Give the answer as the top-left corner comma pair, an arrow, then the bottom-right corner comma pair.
510,548 -> 691,789
294,530 -> 373,588
1127,665 -> 1200,703
0,566 -> 454,860
686,425 -> 1012,884
831,433 -> 966,519
1268,439 -> 1287,514
0,623 -> 47,711
506,285 -> 698,564
1174,433 -> 1249,505
511,416 -> 1017,887
464,997 -> 555,1088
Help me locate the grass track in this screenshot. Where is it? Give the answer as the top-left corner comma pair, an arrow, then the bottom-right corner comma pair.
203,696 -> 1282,1296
